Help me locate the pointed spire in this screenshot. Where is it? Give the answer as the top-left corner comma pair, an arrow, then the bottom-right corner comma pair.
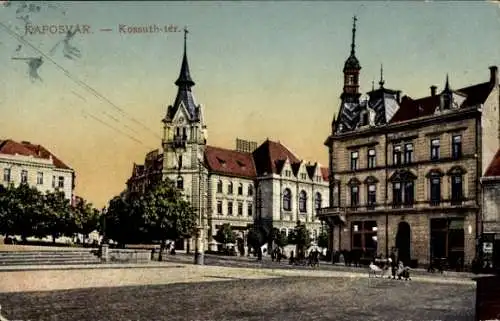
175,26 -> 195,88
444,73 -> 450,91
372,79 -> 375,91
379,64 -> 385,88
351,16 -> 357,56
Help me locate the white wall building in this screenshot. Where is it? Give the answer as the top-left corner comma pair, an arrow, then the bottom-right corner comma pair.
0,139 -> 75,201
127,31 -> 329,249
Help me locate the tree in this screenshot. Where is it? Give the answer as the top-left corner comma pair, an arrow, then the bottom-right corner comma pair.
247,227 -> 265,251
42,190 -> 73,242
294,220 -> 311,259
73,198 -> 100,243
10,183 -> 45,241
275,230 -> 288,249
214,223 -> 236,244
0,184 -> 16,237
287,229 -> 297,245
317,230 -> 329,249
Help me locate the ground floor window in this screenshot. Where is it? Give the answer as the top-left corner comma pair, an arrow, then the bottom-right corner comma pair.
351,220 -> 378,256
430,218 -> 464,268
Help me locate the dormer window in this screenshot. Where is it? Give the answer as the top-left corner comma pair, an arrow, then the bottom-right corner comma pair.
442,92 -> 452,110
300,173 -> 307,180
361,112 -> 369,126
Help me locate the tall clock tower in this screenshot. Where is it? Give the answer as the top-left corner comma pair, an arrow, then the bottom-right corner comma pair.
162,28 -> 208,237
334,16 -> 363,134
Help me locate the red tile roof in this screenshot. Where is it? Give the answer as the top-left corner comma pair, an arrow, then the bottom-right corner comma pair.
0,139 -> 71,170
485,149 -> 500,177
204,145 -> 257,179
390,82 -> 493,123
320,167 -> 329,181
252,139 -> 300,176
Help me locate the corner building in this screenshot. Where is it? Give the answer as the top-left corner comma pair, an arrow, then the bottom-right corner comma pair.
319,17 -> 500,269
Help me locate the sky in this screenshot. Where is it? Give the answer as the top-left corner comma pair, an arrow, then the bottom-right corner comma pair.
1,1 -> 500,208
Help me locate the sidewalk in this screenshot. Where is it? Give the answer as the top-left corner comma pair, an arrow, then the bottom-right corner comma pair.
166,252 -> 491,279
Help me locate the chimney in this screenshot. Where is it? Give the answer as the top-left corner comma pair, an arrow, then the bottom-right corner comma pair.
396,90 -> 401,103
430,86 -> 437,97
489,66 -> 498,86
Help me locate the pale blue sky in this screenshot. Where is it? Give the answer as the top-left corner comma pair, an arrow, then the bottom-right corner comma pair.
0,1 -> 499,206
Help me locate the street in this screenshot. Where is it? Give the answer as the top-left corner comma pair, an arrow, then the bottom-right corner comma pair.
0,261 -> 476,321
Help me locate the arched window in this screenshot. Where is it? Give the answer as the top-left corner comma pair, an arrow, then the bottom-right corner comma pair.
228,182 -> 233,194
299,190 -> 307,213
217,180 -> 223,193
283,188 -> 292,211
238,183 -> 243,195
176,176 -> 184,190
248,185 -> 253,196
314,192 -> 322,212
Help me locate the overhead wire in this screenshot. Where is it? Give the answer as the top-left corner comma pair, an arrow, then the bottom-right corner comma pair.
0,21 -> 162,142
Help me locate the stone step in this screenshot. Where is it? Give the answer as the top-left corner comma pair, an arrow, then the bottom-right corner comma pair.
0,259 -> 101,266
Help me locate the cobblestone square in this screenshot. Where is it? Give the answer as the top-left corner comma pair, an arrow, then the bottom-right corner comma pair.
0,275 -> 475,321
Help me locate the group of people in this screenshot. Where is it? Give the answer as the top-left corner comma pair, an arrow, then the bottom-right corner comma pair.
370,252 -> 411,280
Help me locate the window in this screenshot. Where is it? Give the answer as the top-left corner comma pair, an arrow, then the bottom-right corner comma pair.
178,155 -> 183,169
452,135 -> 462,159
351,151 -> 359,171
248,185 -> 253,196
58,176 -> 64,188
228,182 -> 233,194
351,220 -> 378,256
283,188 -> 292,211
393,182 -> 402,206
247,203 -> 253,217
217,180 -> 223,193
367,149 -> 376,168
430,175 -> 441,205
451,175 -> 463,204
3,168 -> 10,182
227,201 -> 233,216
299,190 -> 307,213
404,143 -> 413,164
238,183 -> 243,195
284,170 -> 292,177
237,202 -> 243,216
314,193 -> 322,212
367,184 -> 376,208
20,170 -> 28,184
217,201 -> 223,215
52,176 -> 56,188
36,172 -> 43,185
404,181 -> 414,206
176,176 -> 184,189
300,173 -> 307,180
431,139 -> 440,161
393,145 -> 402,165
350,186 -> 359,207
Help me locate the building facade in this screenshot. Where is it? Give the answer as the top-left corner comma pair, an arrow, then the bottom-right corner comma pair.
127,30 -> 329,249
481,149 -> 500,270
319,17 -> 500,268
0,139 -> 75,201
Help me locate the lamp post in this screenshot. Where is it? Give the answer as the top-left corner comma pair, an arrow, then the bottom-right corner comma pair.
194,159 -> 205,265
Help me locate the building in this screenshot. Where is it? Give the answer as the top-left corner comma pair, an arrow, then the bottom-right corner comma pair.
319,16 -> 500,269
127,29 -> 329,249
0,139 -> 75,201
481,149 -> 500,270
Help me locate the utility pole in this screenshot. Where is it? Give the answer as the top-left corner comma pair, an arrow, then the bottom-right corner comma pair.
194,159 -> 205,265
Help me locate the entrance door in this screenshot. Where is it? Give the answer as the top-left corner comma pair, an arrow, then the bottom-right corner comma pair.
396,221 -> 411,266
493,239 -> 500,271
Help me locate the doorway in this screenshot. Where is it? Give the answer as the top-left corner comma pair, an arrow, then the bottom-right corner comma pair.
396,221 -> 411,266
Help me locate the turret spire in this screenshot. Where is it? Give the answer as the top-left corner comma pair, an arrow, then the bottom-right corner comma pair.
351,16 -> 357,55
379,64 -> 385,88
444,73 -> 450,91
175,26 -> 195,88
